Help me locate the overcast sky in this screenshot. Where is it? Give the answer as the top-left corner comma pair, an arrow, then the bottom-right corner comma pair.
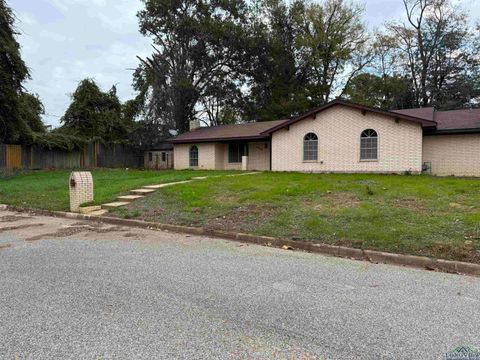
9,0 -> 480,127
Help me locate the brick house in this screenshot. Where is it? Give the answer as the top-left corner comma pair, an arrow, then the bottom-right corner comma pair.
170,100 -> 480,176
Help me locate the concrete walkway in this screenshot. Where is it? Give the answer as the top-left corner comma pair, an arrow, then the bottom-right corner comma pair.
92,172 -> 260,215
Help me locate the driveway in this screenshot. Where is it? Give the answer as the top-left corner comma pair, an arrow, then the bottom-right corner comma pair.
0,209 -> 479,359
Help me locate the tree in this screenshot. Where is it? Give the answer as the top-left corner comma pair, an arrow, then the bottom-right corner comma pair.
293,0 -> 371,104
386,0 -> 480,108
0,0 -> 30,143
343,73 -> 409,109
60,79 -> 133,143
244,0 -> 310,121
135,0 -> 250,132
18,92 -> 46,134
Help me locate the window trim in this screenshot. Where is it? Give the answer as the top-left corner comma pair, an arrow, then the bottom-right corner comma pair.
359,129 -> 378,161
189,145 -> 199,167
303,132 -> 319,162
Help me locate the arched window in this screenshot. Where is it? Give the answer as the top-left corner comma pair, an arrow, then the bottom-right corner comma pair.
189,145 -> 199,167
360,129 -> 378,160
303,133 -> 318,161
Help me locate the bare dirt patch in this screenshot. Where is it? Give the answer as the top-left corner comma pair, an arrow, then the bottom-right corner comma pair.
306,192 -> 360,211
0,215 -> 32,223
25,223 -> 126,242
0,224 -> 44,234
205,204 -> 277,232
393,197 -> 427,212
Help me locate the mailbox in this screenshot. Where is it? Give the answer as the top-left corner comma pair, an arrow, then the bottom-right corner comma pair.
69,171 -> 93,212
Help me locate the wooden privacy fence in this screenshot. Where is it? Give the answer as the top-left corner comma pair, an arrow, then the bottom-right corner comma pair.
0,143 -> 143,170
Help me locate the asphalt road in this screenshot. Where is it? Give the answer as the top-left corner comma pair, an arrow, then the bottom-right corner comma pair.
0,209 -> 479,359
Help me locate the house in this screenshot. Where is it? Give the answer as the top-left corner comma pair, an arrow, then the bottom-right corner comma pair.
144,142 -> 174,170
170,100 -> 480,177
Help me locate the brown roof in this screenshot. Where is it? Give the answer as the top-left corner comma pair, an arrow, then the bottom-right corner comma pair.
393,107 -> 480,132
434,109 -> 480,130
261,100 -> 437,135
169,119 -> 288,143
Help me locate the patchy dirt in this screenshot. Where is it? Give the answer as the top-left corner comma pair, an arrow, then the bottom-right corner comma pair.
0,215 -> 32,223
420,241 -> 480,264
205,204 -> 277,232
393,198 -> 427,212
25,223 -> 126,242
0,224 -> 45,234
306,192 -> 361,211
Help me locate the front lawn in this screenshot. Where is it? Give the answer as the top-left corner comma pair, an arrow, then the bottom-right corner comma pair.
112,172 -> 480,263
0,169 -> 237,211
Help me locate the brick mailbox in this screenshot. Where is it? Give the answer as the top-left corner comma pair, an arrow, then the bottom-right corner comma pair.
69,171 -> 94,212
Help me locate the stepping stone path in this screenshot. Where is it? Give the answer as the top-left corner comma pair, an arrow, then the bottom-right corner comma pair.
78,172 -> 260,216
117,195 -> 144,201
102,202 -> 131,209
131,188 -> 156,195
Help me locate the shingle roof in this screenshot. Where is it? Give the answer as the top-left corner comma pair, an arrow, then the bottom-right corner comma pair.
392,107 -> 480,132
169,101 -> 480,144
169,119 -> 288,143
434,109 -> 480,130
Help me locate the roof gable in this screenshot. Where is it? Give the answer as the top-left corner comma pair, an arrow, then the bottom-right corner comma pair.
260,100 -> 437,135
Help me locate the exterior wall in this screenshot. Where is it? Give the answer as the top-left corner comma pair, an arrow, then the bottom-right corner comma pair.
423,134 -> 480,177
247,141 -> 270,171
271,106 -> 423,173
144,151 -> 173,169
173,141 -> 271,171
174,143 -> 218,170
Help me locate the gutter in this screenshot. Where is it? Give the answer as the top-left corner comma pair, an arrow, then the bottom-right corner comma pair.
424,128 -> 480,135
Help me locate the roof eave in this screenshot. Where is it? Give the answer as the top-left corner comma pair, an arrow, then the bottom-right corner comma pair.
424,128 -> 480,135
169,135 -> 271,144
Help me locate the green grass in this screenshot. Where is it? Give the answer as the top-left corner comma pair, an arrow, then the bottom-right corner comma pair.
111,172 -> 480,263
0,168 -> 238,211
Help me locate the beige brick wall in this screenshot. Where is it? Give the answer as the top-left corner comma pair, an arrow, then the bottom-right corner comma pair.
247,142 -> 270,171
423,134 -> 480,177
271,106 -> 423,173
174,141 -> 271,170
174,143 -> 218,170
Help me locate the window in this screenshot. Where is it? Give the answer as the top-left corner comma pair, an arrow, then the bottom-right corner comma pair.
189,146 -> 198,167
162,152 -> 166,162
148,152 -> 153,162
360,129 -> 378,160
228,143 -> 248,163
303,133 -> 318,161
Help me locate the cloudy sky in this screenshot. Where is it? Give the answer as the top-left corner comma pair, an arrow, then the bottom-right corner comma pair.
9,0 -> 480,127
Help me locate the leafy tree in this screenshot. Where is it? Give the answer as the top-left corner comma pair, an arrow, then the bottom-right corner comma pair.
244,0 -> 310,121
60,79 -> 133,143
18,92 -> 46,133
135,0 -> 250,132
386,0 -> 480,108
293,0 -> 371,104
0,0 -> 30,143
343,73 -> 409,109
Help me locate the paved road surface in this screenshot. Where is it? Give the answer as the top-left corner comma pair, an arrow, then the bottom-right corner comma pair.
0,209 -> 479,359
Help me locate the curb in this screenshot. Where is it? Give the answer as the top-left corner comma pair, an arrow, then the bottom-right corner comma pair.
3,204 -> 480,277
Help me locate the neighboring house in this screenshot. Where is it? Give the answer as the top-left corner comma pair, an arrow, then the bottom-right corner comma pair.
170,100 -> 480,176
144,143 -> 174,170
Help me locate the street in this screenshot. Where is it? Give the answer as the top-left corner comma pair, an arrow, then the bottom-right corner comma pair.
0,209 -> 478,359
